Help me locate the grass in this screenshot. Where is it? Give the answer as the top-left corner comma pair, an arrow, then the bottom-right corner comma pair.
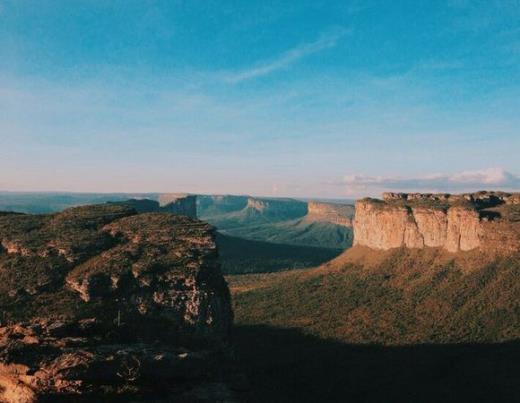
218,218 -> 353,249
216,233 -> 342,274
229,250 -> 520,344
227,248 -> 520,402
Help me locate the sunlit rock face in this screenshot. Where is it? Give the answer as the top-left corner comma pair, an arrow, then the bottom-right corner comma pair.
354,191 -> 520,254
306,202 -> 354,227
0,204 -> 234,402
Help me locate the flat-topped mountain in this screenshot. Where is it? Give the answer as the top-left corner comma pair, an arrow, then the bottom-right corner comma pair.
354,191 -> 520,253
306,201 -> 354,227
0,192 -> 198,217
109,193 -> 197,218
199,195 -> 353,249
0,204 -> 233,402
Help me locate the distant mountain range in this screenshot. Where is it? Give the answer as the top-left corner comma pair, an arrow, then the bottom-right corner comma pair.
0,192 -> 355,251
198,195 -> 354,250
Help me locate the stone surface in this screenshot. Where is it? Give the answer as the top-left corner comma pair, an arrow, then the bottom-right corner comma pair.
306,202 -> 354,227
354,192 -> 520,253
0,204 -> 234,402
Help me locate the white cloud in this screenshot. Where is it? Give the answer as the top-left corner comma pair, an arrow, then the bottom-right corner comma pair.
224,28 -> 348,83
341,168 -> 520,197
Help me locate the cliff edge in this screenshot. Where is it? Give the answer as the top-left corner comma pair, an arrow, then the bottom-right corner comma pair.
0,204 -> 234,402
354,191 -> 520,253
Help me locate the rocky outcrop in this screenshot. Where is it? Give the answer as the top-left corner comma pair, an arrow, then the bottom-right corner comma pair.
354,192 -> 520,254
158,193 -> 197,218
306,202 -> 354,227
0,204 -> 234,402
110,194 -> 198,219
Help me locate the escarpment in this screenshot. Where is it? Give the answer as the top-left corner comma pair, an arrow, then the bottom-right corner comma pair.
109,193 -> 197,218
354,191 -> 520,253
306,202 -> 354,227
0,204 -> 234,402
245,197 -> 308,219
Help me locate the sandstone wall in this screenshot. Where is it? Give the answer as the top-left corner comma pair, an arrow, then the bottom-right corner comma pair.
307,202 -> 354,227
354,192 -> 520,254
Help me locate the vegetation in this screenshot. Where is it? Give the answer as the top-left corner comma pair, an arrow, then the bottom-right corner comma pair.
227,248 -> 520,402
218,218 -> 352,250
216,234 -> 342,274
229,250 -> 520,344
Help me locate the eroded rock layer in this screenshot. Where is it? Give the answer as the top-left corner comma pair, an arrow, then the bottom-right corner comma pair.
354,191 -> 520,253
0,204 -> 234,402
306,202 -> 354,227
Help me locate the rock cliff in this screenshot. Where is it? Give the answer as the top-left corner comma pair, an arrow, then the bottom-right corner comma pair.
306,202 -> 354,227
157,193 -> 198,218
0,204 -> 234,402
110,194 -> 198,218
354,191 -> 520,253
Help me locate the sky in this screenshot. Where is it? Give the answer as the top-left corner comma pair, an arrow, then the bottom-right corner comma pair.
1,0 -> 519,198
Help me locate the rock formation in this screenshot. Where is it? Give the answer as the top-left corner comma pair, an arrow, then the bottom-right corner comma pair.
306,202 -> 354,227
0,204 -> 234,402
197,195 -> 249,218
245,197 -> 308,220
110,194 -> 198,219
354,191 -> 520,253
157,193 -> 198,218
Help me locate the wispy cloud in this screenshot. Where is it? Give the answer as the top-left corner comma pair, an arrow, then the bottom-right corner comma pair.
224,28 -> 349,83
340,168 -> 520,197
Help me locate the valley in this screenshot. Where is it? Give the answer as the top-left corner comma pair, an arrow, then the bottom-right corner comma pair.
0,191 -> 519,401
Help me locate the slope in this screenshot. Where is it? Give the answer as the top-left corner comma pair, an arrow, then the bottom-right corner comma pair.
228,247 -> 520,402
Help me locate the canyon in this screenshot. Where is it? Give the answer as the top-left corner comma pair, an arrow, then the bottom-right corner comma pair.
354,191 -> 520,253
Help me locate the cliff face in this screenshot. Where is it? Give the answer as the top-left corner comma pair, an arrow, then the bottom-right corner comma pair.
354,192 -> 520,253
306,202 -> 354,227
245,197 -> 308,220
111,194 -> 198,219
157,193 -> 197,218
0,204 -> 233,402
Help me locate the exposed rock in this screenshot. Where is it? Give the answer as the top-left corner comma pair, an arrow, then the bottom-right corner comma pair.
0,204 -> 234,402
111,194 -> 197,218
354,192 -> 520,253
158,193 -> 198,218
306,202 -> 354,227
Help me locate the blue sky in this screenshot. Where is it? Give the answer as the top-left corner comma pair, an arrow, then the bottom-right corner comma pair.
1,0 -> 519,197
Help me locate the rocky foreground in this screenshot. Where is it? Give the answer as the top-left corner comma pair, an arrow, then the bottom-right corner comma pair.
354,191 -> 520,253
0,205 -> 235,402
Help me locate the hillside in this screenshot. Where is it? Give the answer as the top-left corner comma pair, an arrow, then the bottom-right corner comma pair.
228,247 -> 520,402
216,233 -> 342,274
219,217 -> 353,249
201,195 -> 354,250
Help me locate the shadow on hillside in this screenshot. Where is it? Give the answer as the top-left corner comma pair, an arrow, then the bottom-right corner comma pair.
233,325 -> 520,403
